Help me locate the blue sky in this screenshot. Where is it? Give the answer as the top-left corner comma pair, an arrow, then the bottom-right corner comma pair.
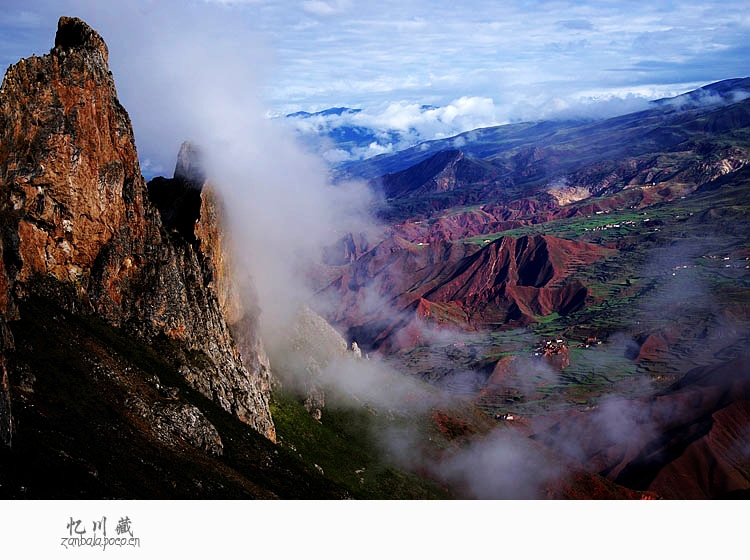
1,1 -> 749,171
256,0 -> 750,113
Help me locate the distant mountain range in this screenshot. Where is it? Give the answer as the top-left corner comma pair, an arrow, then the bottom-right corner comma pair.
284,103 -> 466,163
283,106 -> 404,162
322,77 -> 750,223
286,107 -> 362,118
285,78 -> 750,168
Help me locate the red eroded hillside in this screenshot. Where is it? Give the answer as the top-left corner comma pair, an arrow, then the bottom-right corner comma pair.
386,181 -> 688,248
319,233 -> 612,351
531,355 -> 750,498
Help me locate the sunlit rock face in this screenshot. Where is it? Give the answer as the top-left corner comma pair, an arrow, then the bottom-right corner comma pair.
0,17 -> 275,443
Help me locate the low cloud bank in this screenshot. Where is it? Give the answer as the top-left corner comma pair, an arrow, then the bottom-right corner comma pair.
282,92 -> 664,163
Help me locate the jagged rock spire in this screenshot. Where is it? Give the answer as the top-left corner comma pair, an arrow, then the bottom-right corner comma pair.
0,16 -> 275,442
174,141 -> 206,186
53,16 -> 109,62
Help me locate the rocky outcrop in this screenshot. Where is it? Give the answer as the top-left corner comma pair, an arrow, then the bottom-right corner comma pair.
0,17 -> 274,443
128,395 -> 225,457
321,231 -> 372,266
267,305 -> 351,420
0,350 -> 11,447
145,144 -> 274,437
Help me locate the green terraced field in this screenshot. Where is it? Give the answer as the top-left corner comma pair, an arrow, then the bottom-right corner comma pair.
430,167 -> 750,419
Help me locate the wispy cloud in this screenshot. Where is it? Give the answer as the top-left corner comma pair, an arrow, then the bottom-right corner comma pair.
556,18 -> 594,31
302,0 -> 343,16
284,96 -> 504,162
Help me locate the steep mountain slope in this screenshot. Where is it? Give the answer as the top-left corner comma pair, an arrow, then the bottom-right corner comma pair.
319,232 -> 611,352
0,17 -> 275,442
650,76 -> 750,109
1,296 -> 343,498
0,17 -> 460,500
340,79 -> 749,222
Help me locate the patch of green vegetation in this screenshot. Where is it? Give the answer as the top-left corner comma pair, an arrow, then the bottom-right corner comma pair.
533,312 -> 561,324
443,204 -> 485,217
486,328 -> 536,353
482,348 -> 517,362
270,390 -> 449,499
461,205 -> 665,245
4,296 -> 448,499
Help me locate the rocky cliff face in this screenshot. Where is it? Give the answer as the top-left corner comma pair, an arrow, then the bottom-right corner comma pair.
0,17 -> 274,445
268,304 -> 353,421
